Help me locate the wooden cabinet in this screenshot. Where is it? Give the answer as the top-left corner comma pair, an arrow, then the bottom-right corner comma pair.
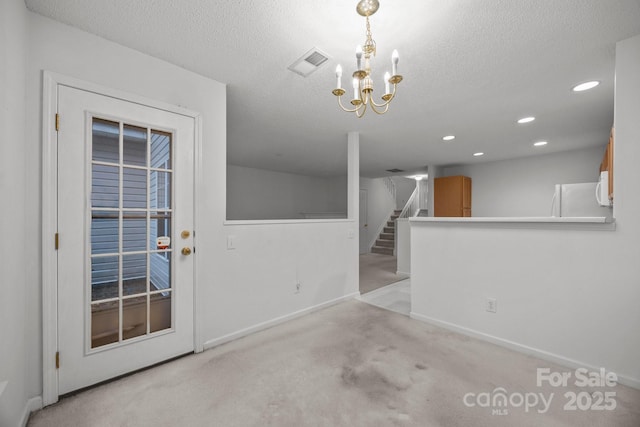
434,175 -> 472,217
599,127 -> 614,204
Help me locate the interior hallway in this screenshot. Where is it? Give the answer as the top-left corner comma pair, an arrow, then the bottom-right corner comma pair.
359,253 -> 409,295
359,279 -> 411,316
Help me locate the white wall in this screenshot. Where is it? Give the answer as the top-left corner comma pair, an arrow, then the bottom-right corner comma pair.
206,137 -> 359,353
227,165 -> 347,220
19,9 -> 358,417
0,0 -> 29,425
391,176 -> 416,209
410,34 -> 640,388
395,219 -> 411,274
359,177 -> 396,252
205,220 -> 358,345
443,146 -> 605,217
426,164 -> 443,217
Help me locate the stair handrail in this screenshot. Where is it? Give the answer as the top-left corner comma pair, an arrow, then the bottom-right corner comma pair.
398,187 -> 419,219
383,177 -> 397,204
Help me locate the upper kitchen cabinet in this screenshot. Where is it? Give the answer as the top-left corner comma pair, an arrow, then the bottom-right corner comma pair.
600,127 -> 614,204
434,175 -> 472,217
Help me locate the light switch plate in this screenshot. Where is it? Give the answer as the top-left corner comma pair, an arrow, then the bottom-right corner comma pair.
227,235 -> 236,250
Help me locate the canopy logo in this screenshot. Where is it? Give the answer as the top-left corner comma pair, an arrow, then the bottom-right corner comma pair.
463,388 -> 552,415
462,367 -> 618,416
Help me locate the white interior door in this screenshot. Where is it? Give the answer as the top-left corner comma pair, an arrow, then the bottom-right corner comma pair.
57,85 -> 195,394
359,189 -> 368,254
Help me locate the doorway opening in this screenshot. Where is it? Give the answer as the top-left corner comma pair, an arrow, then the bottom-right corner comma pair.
358,173 -> 428,314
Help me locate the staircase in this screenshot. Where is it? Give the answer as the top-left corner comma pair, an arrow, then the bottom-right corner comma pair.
371,210 -> 402,255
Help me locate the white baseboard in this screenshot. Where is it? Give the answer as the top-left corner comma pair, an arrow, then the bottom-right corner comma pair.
396,270 -> 410,276
203,292 -> 360,351
410,312 -> 640,390
20,396 -> 43,427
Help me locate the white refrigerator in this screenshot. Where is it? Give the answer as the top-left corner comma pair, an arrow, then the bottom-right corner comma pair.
551,182 -> 612,218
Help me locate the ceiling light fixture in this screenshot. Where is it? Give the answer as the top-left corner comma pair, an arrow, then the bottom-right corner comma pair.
332,0 -> 403,118
443,135 -> 456,141
572,81 -> 599,92
533,141 -> 548,147
473,152 -> 484,157
517,116 -> 535,124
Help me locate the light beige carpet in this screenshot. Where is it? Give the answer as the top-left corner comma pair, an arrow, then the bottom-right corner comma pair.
29,301 -> 640,427
360,253 -> 409,294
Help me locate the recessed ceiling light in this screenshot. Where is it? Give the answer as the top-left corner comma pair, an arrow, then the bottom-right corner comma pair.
533,141 -> 548,147
473,152 -> 484,157
442,135 -> 455,141
517,117 -> 535,124
572,81 -> 599,92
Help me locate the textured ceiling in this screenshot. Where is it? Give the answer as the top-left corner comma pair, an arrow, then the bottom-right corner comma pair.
25,0 -> 640,177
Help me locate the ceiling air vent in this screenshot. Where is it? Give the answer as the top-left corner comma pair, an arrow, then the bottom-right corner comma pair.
288,47 -> 330,77
386,168 -> 405,173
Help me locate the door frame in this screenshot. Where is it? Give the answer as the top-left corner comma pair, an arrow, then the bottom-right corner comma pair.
41,71 -> 203,405
359,189 -> 368,254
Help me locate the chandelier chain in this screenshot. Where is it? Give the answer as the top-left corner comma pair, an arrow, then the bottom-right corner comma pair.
364,16 -> 377,57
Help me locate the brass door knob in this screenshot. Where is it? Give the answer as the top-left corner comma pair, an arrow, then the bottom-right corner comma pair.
181,247 -> 192,256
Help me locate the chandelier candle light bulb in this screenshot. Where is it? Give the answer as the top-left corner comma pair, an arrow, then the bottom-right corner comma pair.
332,0 -> 404,117
392,49 -> 399,76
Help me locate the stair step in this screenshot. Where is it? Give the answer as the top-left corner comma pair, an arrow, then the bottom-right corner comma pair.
376,239 -> 394,248
379,233 -> 394,240
390,215 -> 399,220
371,246 -> 394,256
394,210 -> 402,214
383,227 -> 395,234
387,220 -> 395,227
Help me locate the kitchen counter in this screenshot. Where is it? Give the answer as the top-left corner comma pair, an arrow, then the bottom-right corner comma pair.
409,216 -> 615,230
409,216 -> 612,224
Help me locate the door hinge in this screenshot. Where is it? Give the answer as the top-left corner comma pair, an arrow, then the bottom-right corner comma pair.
55,113 -> 60,131
55,351 -> 60,369
55,233 -> 59,250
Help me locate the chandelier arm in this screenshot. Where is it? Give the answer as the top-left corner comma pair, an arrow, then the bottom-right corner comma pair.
353,89 -> 368,118
337,96 -> 362,113
370,82 -> 398,108
370,95 -> 392,109
369,101 -> 390,115
355,101 -> 367,118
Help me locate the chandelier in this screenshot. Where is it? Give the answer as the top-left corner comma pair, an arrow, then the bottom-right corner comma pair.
332,0 -> 403,118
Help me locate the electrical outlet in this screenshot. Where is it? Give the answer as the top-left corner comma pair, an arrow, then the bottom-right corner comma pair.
486,297 -> 497,313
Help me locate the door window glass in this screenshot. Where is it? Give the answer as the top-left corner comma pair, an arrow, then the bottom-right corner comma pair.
90,118 -> 174,349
